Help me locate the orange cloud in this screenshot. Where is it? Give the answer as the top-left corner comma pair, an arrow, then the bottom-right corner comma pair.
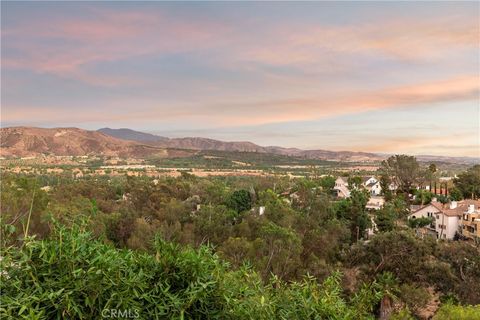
4,75 -> 476,128
334,133 -> 479,157
194,75 -> 479,126
246,14 -> 479,65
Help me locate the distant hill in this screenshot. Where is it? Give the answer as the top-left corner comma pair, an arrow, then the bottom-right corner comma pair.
98,128 -> 266,153
1,127 -> 477,164
97,128 -> 382,161
0,127 -> 175,158
98,128 -> 479,164
98,128 -> 168,143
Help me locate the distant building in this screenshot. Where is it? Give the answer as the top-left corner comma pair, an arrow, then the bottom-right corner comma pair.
460,201 -> 480,242
334,176 -> 383,198
409,200 -> 480,240
365,180 -> 382,196
334,177 -> 350,198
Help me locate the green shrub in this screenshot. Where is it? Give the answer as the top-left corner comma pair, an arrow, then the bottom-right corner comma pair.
0,221 -> 374,319
432,303 -> 480,320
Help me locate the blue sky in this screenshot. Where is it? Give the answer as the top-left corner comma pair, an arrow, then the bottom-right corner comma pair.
1,1 -> 479,156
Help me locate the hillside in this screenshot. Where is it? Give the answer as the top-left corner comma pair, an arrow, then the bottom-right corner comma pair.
98,127 -> 382,161
0,127 -> 172,158
2,127 -> 478,164
100,128 -> 480,164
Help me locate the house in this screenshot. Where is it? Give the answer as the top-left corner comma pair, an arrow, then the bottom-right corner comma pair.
335,176 -> 382,198
362,176 -> 377,186
365,180 -> 382,196
409,200 -> 478,240
366,196 -> 385,210
460,200 -> 480,241
334,177 -> 350,198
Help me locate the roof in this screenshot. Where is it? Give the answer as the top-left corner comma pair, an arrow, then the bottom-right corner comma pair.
419,200 -> 480,217
411,203 -> 442,215
410,205 -> 422,212
362,176 -> 375,183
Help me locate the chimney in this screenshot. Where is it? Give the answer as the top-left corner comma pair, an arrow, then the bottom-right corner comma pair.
432,197 -> 437,203
450,201 -> 457,209
467,204 -> 475,214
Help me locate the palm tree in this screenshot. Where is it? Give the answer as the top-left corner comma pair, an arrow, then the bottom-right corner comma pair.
375,272 -> 400,320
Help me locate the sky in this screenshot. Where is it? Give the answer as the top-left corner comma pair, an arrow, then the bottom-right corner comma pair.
1,1 -> 479,157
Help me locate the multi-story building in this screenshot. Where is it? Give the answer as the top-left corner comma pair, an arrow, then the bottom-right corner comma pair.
409,200 -> 480,240
460,200 -> 480,241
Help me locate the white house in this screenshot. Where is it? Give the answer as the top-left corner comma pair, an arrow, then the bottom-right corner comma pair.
334,177 -> 350,198
335,176 -> 384,199
409,200 -> 468,240
365,180 -> 382,196
362,176 -> 377,186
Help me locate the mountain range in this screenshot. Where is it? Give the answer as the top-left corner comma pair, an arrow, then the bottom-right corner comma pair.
98,128 -> 383,161
0,127 -> 187,158
1,126 -> 478,164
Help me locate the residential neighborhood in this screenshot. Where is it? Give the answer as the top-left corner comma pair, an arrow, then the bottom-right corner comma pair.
333,174 -> 480,243
409,200 -> 480,241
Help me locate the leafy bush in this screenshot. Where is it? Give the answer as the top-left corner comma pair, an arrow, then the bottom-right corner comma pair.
432,303 -> 480,320
408,217 -> 434,229
0,221 -> 375,319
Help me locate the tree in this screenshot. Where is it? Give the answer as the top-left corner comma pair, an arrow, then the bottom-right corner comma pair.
407,217 -> 434,229
448,187 -> 463,201
379,173 -> 393,201
194,205 -> 236,245
454,165 -> 480,199
349,189 -> 371,242
318,175 -> 336,194
414,190 -> 433,205
347,176 -> 363,190
375,272 -> 400,320
375,207 -> 396,232
426,163 -> 437,191
348,231 -> 434,284
261,222 -> 302,279
227,189 -> 252,213
381,155 -> 420,194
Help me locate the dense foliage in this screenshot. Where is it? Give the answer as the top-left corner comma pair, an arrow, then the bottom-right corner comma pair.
1,221 -> 381,319
1,162 -> 479,318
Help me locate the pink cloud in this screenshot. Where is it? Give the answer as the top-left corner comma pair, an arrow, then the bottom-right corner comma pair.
4,75 -> 476,128
2,8 -> 228,85
194,75 -> 478,126
3,7 -> 477,87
